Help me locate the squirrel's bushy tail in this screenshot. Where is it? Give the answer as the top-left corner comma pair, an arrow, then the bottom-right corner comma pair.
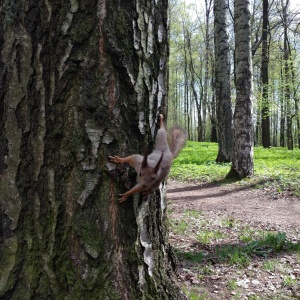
168,126 -> 188,158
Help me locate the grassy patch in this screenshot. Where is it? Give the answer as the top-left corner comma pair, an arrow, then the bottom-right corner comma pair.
181,287 -> 211,300
170,141 -> 300,196
169,206 -> 300,299
196,230 -> 226,244
215,232 -> 300,267
171,219 -> 188,235
178,251 -> 206,263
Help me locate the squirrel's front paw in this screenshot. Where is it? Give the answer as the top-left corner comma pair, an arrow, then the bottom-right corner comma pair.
118,193 -> 128,203
109,156 -> 124,164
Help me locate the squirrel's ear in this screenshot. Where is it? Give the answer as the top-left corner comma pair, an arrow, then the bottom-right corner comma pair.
142,148 -> 148,168
154,152 -> 164,174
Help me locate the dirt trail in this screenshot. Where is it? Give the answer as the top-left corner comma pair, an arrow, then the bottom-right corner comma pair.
167,180 -> 300,228
167,180 -> 300,299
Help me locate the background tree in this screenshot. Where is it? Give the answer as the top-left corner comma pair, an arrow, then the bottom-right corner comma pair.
0,1 -> 184,299
214,0 -> 234,162
261,0 -> 271,148
169,0 -> 300,149
168,2 -> 214,141
227,0 -> 254,178
202,0 -> 213,141
281,0 -> 293,149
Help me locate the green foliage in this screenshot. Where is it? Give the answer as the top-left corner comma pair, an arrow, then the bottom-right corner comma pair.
170,141 -> 300,195
171,142 -> 230,181
283,275 -> 298,288
215,245 -> 251,267
182,286 -> 211,300
254,146 -> 300,195
170,220 -> 188,235
227,279 -> 238,292
196,230 -> 226,244
215,232 -> 300,267
184,209 -> 203,218
262,260 -> 276,271
179,251 -> 205,263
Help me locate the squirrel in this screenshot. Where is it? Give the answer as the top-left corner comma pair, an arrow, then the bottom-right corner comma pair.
109,114 -> 187,203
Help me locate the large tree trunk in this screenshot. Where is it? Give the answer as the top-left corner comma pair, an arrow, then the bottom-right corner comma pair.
214,0 -> 233,162
0,1 -> 184,299
227,0 -> 254,179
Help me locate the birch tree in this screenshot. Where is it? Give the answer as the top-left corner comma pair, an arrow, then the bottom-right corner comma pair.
0,1 -> 185,299
227,0 -> 254,178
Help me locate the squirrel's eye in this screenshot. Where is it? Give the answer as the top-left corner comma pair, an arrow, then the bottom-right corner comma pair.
139,173 -> 142,176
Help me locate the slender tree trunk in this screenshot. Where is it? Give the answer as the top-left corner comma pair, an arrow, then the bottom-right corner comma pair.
185,28 -> 202,142
210,92 -> 218,142
209,55 -> 217,143
202,0 -> 213,142
182,25 -> 191,140
272,109 -> 278,147
256,106 -> 261,146
0,1 -> 185,299
227,0 -> 254,179
290,62 -> 300,148
282,0 -> 293,150
295,99 -> 300,148
214,0 -> 233,162
261,0 -> 271,148
280,65 -> 286,147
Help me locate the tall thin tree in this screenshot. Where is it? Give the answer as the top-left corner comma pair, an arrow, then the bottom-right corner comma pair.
214,0 -> 233,162
202,0 -> 213,141
261,0 -> 271,148
282,0 -> 293,150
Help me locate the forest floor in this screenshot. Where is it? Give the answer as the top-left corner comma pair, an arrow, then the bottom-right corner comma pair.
167,179 -> 300,300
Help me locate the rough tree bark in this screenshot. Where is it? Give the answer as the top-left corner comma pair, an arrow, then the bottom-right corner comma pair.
227,0 -> 254,179
214,0 -> 233,162
0,1 -> 185,299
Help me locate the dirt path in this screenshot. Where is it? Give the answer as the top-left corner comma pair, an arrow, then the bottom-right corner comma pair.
167,180 -> 300,228
167,180 -> 300,299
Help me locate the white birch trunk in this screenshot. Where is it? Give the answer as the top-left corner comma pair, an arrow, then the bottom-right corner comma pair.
227,0 -> 254,178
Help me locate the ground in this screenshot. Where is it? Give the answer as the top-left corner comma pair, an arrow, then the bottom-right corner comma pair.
167,180 -> 300,299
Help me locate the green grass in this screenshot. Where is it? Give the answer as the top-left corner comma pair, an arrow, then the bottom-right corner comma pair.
196,229 -> 226,244
170,141 -> 300,196
179,251 -> 206,263
214,232 -> 300,267
181,287 -> 211,300
171,220 -> 188,235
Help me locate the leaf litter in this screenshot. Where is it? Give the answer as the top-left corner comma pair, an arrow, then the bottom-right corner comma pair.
167,180 -> 300,299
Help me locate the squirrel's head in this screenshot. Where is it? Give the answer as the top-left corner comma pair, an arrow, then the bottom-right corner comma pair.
139,150 -> 163,189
